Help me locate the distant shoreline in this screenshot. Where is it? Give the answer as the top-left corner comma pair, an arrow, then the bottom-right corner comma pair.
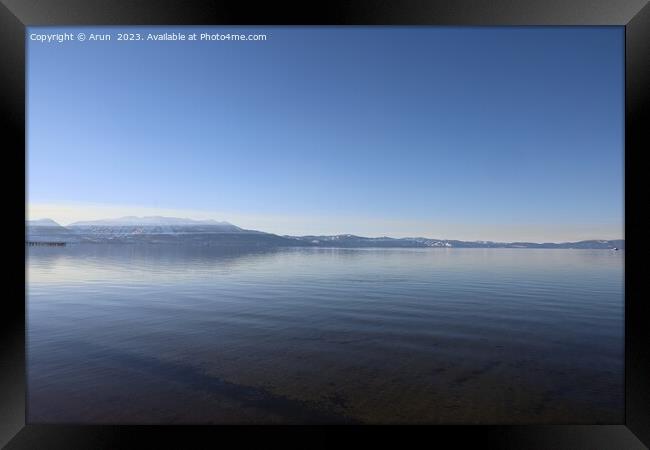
25,240 -> 624,251
25,217 -> 624,250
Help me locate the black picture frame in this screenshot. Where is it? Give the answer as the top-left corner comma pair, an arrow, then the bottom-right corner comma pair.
1,1 -> 648,448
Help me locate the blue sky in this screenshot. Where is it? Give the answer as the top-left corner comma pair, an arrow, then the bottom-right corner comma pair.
27,26 -> 624,241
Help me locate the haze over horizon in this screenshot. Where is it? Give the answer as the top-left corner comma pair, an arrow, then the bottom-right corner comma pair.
27,27 -> 623,242
26,207 -> 623,243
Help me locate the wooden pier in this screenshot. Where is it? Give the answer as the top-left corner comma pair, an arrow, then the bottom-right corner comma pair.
26,241 -> 66,247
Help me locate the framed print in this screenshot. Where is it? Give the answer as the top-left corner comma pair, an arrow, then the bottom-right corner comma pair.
1,0 -> 648,448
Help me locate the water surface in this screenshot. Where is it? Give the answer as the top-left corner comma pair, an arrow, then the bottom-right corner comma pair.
27,245 -> 624,423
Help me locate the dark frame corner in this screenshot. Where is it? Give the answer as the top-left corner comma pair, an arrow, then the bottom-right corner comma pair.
1,1 -> 648,448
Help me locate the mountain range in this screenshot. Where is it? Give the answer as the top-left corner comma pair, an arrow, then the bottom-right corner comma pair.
26,216 -> 624,249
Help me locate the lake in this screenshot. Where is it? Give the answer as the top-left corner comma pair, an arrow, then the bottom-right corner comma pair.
27,245 -> 624,424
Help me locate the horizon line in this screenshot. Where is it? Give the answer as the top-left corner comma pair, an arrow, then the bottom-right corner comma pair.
25,215 -> 625,245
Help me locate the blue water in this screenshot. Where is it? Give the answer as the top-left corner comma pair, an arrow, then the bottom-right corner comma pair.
27,245 -> 624,424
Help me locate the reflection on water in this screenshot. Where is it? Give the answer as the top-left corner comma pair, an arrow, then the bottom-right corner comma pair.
27,245 -> 624,424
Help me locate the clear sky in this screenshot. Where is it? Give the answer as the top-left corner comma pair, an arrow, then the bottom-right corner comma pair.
27,26 -> 624,242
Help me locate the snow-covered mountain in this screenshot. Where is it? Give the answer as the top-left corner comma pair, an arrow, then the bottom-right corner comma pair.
289,235 -> 624,249
69,216 -> 239,227
27,218 -> 62,227
67,216 -> 245,236
26,218 -> 81,243
290,235 -> 453,248
25,216 -> 624,249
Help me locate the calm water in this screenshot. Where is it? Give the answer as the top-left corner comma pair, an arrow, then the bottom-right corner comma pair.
27,245 -> 624,424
